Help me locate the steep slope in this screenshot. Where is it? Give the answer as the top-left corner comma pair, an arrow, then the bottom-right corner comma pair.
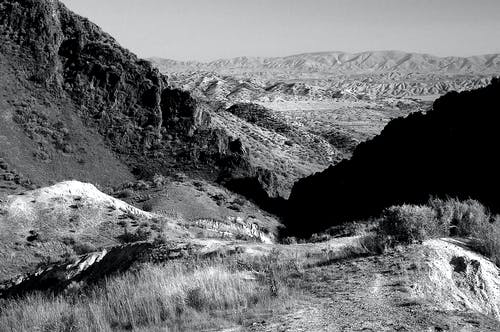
286,78 -> 500,237
0,0 -> 260,197
212,103 -> 344,198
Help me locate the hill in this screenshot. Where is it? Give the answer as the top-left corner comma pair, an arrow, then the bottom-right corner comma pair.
152,51 -> 496,101
0,0 -> 280,200
286,78 -> 500,237
151,52 -> 494,175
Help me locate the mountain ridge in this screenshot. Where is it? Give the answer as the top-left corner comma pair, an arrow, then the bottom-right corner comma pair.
151,50 -> 500,74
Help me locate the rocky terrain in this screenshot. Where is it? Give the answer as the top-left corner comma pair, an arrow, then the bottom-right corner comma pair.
0,0 -> 286,201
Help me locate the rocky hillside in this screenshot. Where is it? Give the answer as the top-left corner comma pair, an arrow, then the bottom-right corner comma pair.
0,0 -> 280,200
286,78 -> 500,237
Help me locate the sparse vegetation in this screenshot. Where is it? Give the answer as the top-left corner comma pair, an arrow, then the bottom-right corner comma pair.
118,227 -> 152,243
116,188 -> 134,199
0,254 -> 297,331
61,235 -> 97,255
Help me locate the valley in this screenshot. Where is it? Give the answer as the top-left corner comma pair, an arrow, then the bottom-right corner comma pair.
1,0 -> 500,331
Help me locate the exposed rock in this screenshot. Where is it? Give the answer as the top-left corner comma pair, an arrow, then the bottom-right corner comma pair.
0,242 -> 152,298
415,239 -> 500,320
188,217 -> 275,243
0,0 -> 261,198
0,238 -> 262,299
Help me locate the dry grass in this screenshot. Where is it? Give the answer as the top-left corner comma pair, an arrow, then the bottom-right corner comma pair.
0,257 -> 292,331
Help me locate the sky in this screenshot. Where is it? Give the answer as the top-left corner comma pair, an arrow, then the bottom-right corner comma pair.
60,0 -> 500,61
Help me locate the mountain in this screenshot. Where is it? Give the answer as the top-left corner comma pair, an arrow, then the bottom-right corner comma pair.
0,0 -> 284,201
151,51 -> 495,104
152,51 -> 500,74
285,78 -> 500,237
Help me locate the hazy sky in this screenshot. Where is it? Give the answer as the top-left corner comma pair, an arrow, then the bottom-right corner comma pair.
60,0 -> 500,61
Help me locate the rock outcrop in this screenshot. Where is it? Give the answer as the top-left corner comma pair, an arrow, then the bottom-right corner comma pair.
0,241 -> 211,298
0,242 -> 152,298
416,239 -> 500,320
286,78 -> 500,237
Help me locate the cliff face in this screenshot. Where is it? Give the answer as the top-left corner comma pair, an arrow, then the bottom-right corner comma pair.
0,0 -> 255,193
286,78 -> 500,237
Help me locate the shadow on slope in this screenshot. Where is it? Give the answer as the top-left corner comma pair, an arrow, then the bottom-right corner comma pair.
286,78 -> 500,237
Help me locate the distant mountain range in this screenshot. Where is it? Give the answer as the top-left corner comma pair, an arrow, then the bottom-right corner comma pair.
150,51 -> 497,103
151,51 -> 500,74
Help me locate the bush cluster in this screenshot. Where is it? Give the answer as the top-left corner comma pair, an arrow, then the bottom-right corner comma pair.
378,198 -> 500,265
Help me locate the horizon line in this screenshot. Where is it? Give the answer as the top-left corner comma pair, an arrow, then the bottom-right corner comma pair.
148,49 -> 500,64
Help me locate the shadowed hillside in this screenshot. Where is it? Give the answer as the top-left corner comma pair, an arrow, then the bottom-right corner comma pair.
286,78 -> 500,237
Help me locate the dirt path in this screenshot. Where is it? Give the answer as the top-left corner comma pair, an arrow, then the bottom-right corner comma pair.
247,247 -> 500,332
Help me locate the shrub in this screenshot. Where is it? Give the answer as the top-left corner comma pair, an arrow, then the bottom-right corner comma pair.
61,236 -> 97,255
428,198 -> 491,237
116,188 -> 134,199
72,241 -> 97,255
134,180 -> 150,191
378,205 -> 441,244
358,233 -> 388,255
142,201 -> 154,212
118,227 -> 151,243
152,174 -> 168,187
378,198 -> 500,267
429,198 -> 500,266
309,232 -> 332,243
281,236 -> 297,245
